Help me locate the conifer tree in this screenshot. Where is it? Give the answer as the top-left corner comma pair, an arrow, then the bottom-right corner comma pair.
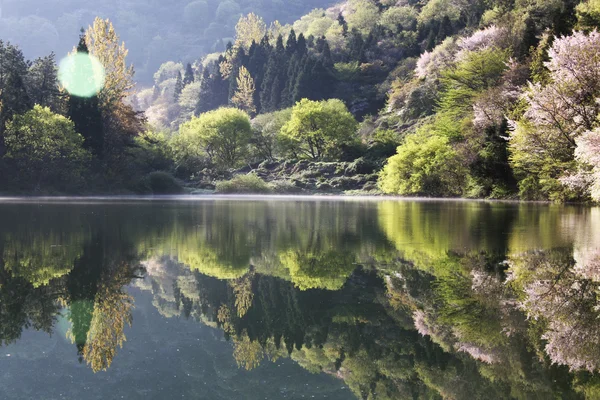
27,53 -> 62,111
338,13 -> 349,37
247,37 -> 270,113
183,63 -> 195,85
196,59 -> 229,115
0,40 -> 31,137
174,71 -> 184,102
67,34 -> 105,157
260,35 -> 285,112
437,16 -> 453,43
286,29 -> 297,55
296,34 -> 307,56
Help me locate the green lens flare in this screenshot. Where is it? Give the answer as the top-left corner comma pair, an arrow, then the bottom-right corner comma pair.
58,52 -> 105,98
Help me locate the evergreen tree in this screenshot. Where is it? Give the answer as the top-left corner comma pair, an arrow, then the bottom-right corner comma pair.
0,40 -> 31,138
247,38 -> 270,113
26,53 -> 62,111
296,34 -> 307,56
436,16 -> 453,43
315,36 -> 326,53
282,53 -> 302,108
338,13 -> 349,37
66,34 -> 104,157
196,59 -> 229,115
183,63 -> 195,85
260,35 -> 285,112
321,41 -> 333,67
347,29 -> 365,62
174,71 -> 184,102
286,29 -> 298,55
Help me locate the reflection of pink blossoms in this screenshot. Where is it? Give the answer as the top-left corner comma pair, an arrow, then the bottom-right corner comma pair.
413,309 -> 432,337
456,342 -> 498,364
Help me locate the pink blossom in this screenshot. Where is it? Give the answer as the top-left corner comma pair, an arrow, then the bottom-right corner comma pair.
456,25 -> 505,61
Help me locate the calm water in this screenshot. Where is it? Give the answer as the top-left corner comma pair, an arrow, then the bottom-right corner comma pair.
1,197 -> 600,399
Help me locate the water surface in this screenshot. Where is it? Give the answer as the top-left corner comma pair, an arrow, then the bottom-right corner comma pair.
1,197 -> 599,399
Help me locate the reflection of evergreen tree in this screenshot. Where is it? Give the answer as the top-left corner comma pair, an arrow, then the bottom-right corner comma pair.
66,233 -> 105,357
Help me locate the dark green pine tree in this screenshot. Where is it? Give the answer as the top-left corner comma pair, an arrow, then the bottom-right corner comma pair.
436,16 -> 453,43
247,37 -> 271,113
291,56 -> 312,103
315,36 -> 326,53
174,71 -> 184,102
0,40 -> 31,139
67,34 -> 104,158
337,13 -> 349,37
294,58 -> 333,102
281,53 -> 302,108
321,40 -> 333,67
347,29 -> 365,62
183,62 -> 195,85
423,20 -> 439,51
27,53 -> 61,111
195,58 -> 229,115
196,68 -> 212,115
296,33 -> 307,56
260,35 -> 285,112
286,29 -> 297,55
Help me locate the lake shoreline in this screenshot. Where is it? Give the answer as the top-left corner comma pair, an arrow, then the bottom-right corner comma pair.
0,193 -> 566,205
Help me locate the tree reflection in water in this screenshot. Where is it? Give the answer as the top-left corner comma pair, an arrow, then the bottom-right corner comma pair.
1,200 -> 600,398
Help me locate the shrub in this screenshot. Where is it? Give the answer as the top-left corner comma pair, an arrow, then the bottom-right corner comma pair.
215,174 -> 273,194
140,171 -> 184,194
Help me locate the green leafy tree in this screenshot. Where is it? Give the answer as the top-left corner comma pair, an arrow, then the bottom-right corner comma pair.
174,107 -> 252,168
379,127 -> 468,196
231,66 -> 256,115
280,99 -> 358,160
2,105 -> 91,191
235,13 -> 267,50
250,108 -> 292,160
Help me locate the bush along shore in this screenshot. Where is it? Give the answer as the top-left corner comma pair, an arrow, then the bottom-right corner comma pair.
192,158 -> 381,195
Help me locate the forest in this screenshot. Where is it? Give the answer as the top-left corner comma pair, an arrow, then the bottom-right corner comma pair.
2,0 -> 600,201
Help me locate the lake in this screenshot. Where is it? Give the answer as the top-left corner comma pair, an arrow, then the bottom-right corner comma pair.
0,197 -> 599,399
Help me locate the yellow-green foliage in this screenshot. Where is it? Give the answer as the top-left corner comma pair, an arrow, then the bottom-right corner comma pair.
173,107 -> 252,168
418,0 -> 461,25
378,127 -> 467,197
2,105 -> 91,190
215,174 -> 273,194
345,0 -> 380,34
280,99 -> 358,160
279,249 -> 356,290
576,0 -> 600,30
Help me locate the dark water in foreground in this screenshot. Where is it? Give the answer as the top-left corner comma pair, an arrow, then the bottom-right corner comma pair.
1,197 -> 600,399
